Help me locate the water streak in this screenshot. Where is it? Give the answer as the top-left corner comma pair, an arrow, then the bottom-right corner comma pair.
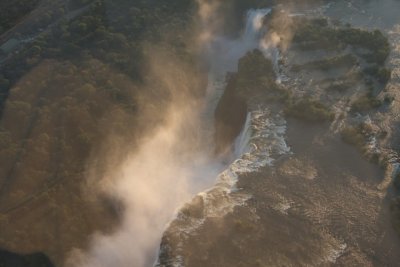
156,9 -> 292,266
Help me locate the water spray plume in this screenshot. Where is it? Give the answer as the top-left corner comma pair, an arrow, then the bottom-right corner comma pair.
67,4 -> 279,267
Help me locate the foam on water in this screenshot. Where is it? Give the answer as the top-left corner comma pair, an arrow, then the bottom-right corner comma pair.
234,112 -> 252,156
158,3 -> 400,266
156,107 -> 291,266
156,8 -> 292,266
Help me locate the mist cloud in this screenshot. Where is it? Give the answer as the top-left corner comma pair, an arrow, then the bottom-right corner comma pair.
196,0 -> 221,44
64,1 -> 279,267
65,8 -> 224,266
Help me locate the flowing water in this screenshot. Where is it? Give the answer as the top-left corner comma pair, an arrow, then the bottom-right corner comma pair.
68,8 -> 279,267
75,3 -> 400,266
156,2 -> 400,266
155,8 -> 294,266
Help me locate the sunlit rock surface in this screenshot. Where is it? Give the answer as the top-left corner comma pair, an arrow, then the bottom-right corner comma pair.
157,1 -> 400,266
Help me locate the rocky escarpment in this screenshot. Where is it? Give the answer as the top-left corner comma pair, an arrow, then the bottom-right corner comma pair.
214,49 -> 279,155
158,9 -> 400,266
213,74 -> 247,155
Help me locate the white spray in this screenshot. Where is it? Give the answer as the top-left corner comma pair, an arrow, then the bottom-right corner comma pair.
206,8 -> 271,76
154,7 -> 292,266
66,5 -> 282,267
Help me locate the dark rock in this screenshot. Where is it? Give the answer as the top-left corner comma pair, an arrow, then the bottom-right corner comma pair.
214,73 -> 247,155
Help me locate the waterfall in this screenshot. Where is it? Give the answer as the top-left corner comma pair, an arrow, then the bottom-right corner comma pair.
66,7 -> 280,267
244,9 -> 272,44
207,8 -> 271,76
234,112 -> 252,157
156,8 -> 292,266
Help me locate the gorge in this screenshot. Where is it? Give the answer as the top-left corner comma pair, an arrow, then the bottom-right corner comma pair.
1,1 -> 400,267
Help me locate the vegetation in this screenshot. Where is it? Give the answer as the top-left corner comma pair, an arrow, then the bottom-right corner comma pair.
393,172 -> 400,237
227,49 -> 333,124
214,49 -> 287,154
214,72 -> 248,154
285,98 -> 334,122
237,50 -> 276,96
293,18 -> 390,65
338,28 -> 390,64
292,12 -> 398,242
291,18 -> 391,121
237,49 -> 276,86
0,0 -> 200,115
235,49 -> 289,101
0,59 -> 140,264
0,0 -> 40,34
391,197 -> 400,236
69,0 -> 94,9
233,218 -> 257,233
340,123 -> 383,162
363,65 -> 392,84
394,172 -> 400,192
0,0 -> 202,264
0,249 -> 54,267
292,54 -> 357,72
327,80 -> 352,92
1,0 -> 398,260
340,125 -> 366,148
350,93 -> 382,113
293,18 -> 342,50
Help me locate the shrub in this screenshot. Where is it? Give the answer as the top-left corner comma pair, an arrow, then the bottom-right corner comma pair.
292,54 -> 357,72
394,171 -> 400,191
0,75 -> 10,91
390,197 -> 400,236
384,95 -> 394,104
338,29 -> 390,64
236,49 -> 277,100
327,81 -> 350,92
377,67 -> 392,83
363,65 -> 392,84
285,98 -> 334,122
350,94 -> 382,113
233,219 -> 257,233
340,126 -> 365,147
293,19 -> 390,65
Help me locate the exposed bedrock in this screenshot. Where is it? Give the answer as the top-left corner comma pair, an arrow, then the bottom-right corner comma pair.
214,74 -> 248,155
214,49 -> 277,155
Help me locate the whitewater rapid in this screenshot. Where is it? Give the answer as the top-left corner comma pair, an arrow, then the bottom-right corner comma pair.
155,8 -> 292,266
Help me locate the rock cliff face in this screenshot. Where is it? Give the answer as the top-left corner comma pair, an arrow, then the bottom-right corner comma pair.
0,249 -> 55,267
214,49 -> 278,155
157,5 -> 400,266
214,74 -> 247,155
